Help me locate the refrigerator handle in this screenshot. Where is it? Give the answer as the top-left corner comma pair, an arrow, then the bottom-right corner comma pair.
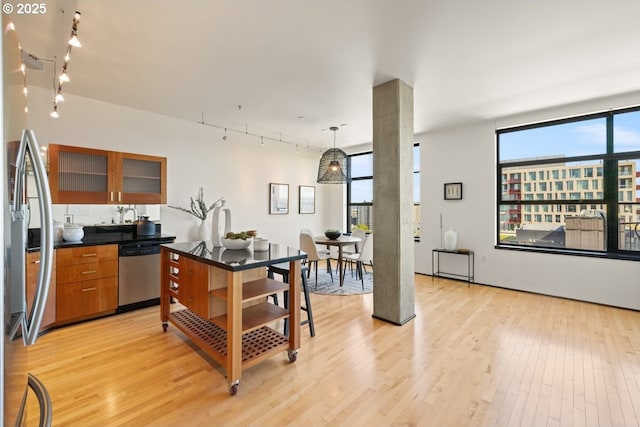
27,373 -> 53,427
22,129 -> 54,345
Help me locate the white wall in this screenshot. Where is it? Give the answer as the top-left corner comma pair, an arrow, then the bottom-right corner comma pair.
416,91 -> 640,310
27,85 -> 640,310
26,86 -> 328,249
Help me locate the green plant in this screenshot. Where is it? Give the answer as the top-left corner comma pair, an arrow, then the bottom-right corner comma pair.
169,188 -> 224,220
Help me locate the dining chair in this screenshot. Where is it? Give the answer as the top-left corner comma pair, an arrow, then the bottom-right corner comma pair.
299,231 -> 333,286
343,229 -> 366,256
301,228 -> 331,258
341,233 -> 373,290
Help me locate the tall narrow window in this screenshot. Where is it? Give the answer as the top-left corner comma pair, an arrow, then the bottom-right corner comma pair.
347,143 -> 420,239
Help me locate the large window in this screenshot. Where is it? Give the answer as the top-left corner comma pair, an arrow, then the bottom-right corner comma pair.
347,144 -> 420,238
497,107 -> 640,255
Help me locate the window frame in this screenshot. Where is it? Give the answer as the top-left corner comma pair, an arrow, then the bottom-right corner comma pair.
496,105 -> 640,259
346,143 -> 420,239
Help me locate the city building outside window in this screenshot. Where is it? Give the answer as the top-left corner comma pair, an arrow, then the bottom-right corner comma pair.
497,107 -> 640,256
347,144 -> 420,239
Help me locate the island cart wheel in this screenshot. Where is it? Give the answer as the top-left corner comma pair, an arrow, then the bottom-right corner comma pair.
229,382 -> 239,396
162,322 -> 168,332
287,349 -> 298,362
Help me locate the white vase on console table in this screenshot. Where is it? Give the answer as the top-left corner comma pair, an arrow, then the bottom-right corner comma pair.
444,228 -> 458,251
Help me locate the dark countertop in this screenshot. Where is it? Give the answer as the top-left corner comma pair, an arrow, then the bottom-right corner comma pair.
162,240 -> 307,272
27,224 -> 176,252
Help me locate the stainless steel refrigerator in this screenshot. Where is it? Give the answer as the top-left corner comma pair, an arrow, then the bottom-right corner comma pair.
2,17 -> 54,427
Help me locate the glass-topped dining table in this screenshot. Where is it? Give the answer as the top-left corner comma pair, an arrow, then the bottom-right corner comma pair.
314,235 -> 362,287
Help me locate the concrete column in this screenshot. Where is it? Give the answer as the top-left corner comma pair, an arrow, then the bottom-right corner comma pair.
372,79 -> 415,325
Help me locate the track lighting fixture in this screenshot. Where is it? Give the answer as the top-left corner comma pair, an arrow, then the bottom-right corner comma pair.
51,10 -> 81,118
197,114 -> 324,153
58,70 -> 69,82
68,34 -> 81,48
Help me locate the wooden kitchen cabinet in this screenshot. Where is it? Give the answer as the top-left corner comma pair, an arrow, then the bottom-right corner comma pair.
26,251 -> 56,332
168,255 -> 210,319
49,144 -> 166,204
116,152 -> 167,204
56,244 -> 118,324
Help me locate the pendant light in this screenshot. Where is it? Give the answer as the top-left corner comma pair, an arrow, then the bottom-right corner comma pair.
317,126 -> 351,184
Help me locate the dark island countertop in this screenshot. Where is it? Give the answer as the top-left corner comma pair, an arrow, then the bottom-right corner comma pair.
27,224 -> 176,252
161,240 -> 307,272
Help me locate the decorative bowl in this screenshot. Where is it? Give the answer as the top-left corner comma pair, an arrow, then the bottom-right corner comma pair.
62,224 -> 84,242
221,237 -> 252,250
325,230 -> 342,240
246,230 -> 258,237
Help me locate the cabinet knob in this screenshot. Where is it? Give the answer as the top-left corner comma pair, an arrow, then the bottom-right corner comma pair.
81,270 -> 97,275
81,287 -> 97,292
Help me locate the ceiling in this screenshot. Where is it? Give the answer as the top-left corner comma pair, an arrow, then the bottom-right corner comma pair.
11,0 -> 640,149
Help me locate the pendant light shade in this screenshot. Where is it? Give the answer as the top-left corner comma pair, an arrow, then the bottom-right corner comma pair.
317,126 -> 351,184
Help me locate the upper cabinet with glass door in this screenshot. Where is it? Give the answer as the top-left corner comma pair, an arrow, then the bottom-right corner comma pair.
49,144 -> 115,204
49,144 -> 166,204
115,152 -> 166,204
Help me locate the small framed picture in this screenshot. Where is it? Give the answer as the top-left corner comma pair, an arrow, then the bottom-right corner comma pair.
444,182 -> 463,200
269,183 -> 289,214
299,185 -> 315,214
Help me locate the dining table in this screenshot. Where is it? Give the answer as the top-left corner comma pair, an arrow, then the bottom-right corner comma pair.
314,235 -> 362,287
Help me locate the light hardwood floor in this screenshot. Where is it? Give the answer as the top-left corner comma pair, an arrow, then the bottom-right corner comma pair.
27,274 -> 640,426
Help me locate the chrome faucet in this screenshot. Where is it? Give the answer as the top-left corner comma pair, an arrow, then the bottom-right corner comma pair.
122,207 -> 138,224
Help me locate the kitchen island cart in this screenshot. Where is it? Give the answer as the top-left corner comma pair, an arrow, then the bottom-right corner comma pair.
160,241 -> 306,395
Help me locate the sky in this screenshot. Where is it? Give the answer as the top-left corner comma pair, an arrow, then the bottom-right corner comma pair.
499,110 -> 640,161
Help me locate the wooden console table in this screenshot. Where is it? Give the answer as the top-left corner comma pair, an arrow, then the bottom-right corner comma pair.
160,241 -> 307,395
431,248 -> 474,286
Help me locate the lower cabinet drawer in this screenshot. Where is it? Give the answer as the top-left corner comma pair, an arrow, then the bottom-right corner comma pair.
57,260 -> 118,284
56,277 -> 118,322
182,285 -> 209,320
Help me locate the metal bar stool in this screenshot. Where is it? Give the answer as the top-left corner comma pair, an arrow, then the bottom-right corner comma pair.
267,263 -> 315,337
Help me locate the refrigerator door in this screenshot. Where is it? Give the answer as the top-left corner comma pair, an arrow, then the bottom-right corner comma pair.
2,16 -> 29,427
3,17 -> 53,427
3,133 -> 53,427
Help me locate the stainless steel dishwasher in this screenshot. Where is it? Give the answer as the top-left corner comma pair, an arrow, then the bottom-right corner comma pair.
118,239 -> 172,312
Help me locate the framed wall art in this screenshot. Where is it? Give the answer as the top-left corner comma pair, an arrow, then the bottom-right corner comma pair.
444,182 -> 463,200
299,185 -> 315,214
269,183 -> 289,214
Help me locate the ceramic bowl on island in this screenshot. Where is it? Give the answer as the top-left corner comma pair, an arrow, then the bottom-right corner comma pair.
220,231 -> 252,249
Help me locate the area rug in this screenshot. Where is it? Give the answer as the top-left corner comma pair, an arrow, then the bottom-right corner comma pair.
307,263 -> 373,295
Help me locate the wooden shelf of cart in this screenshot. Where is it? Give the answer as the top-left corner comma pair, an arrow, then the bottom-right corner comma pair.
160,241 -> 306,395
